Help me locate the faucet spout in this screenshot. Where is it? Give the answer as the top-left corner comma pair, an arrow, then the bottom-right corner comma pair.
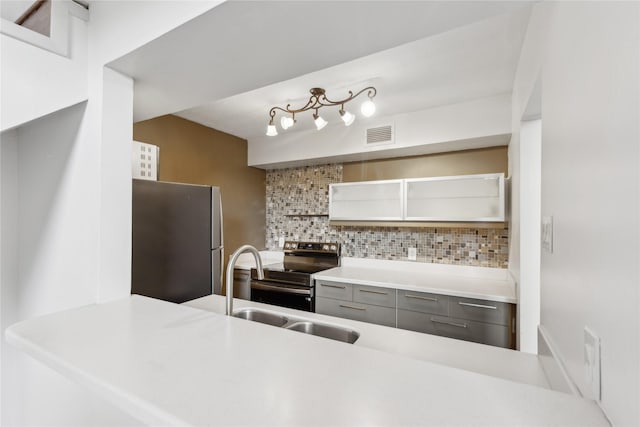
225,245 -> 264,315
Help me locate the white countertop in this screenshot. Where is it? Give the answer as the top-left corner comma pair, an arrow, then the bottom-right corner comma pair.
314,258 -> 517,303
186,295 -> 547,388
6,295 -> 607,426
233,250 -> 283,270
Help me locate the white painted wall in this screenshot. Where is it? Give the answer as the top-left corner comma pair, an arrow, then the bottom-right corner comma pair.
1,103 -> 142,426
0,128 -> 19,425
248,94 -> 511,168
508,2 -> 550,355
0,5 -> 88,131
0,2 -> 221,425
510,2 -> 639,425
98,68 -> 134,302
518,119 -> 541,354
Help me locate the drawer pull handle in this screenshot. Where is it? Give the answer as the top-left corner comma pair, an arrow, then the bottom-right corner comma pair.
431,318 -> 468,329
339,304 -> 366,311
405,294 -> 438,302
458,302 -> 497,310
321,283 -> 346,289
359,289 -> 388,295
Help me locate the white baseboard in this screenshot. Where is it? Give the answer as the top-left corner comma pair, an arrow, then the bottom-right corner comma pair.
537,325 -> 580,396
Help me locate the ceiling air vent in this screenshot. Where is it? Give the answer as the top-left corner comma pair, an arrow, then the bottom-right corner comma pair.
365,125 -> 394,146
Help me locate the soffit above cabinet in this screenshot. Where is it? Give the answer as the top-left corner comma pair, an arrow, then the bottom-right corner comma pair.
112,3 -> 532,139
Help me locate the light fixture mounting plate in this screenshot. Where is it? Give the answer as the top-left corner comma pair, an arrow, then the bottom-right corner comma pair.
310,88 -> 326,97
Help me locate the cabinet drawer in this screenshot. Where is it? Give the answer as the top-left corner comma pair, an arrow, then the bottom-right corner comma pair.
316,280 -> 353,301
316,297 -> 396,327
449,297 -> 512,326
397,290 -> 448,315
397,310 -> 511,348
353,285 -> 396,308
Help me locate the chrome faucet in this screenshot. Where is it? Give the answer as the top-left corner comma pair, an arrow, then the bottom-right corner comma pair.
225,245 -> 264,315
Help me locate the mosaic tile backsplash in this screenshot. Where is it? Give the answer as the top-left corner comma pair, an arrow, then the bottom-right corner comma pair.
266,164 -> 509,268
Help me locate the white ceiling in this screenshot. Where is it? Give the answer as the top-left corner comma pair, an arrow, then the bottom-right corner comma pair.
109,1 -> 532,141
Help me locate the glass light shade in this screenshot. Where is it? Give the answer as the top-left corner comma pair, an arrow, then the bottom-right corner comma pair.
280,116 -> 294,130
360,100 -> 376,117
266,124 -> 278,136
314,115 -> 328,130
340,110 -> 355,126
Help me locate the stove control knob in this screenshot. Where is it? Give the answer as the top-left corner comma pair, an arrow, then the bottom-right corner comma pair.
322,244 -> 329,251
330,245 -> 337,251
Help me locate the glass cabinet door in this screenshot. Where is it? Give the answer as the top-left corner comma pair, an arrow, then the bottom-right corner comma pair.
329,180 -> 404,220
404,173 -> 505,222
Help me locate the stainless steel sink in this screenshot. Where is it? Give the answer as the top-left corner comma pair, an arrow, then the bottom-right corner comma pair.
233,308 -> 359,344
232,308 -> 288,327
285,321 -> 360,344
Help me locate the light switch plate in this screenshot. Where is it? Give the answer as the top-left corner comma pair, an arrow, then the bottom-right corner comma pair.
408,247 -> 417,261
584,327 -> 601,401
278,236 -> 285,248
541,216 -> 553,253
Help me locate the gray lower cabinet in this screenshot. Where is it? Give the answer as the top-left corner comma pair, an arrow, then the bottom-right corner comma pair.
396,289 -> 515,349
316,280 -> 353,300
315,280 -> 515,349
449,296 -> 511,326
316,296 -> 396,327
316,280 -> 396,327
353,284 -> 396,308
397,310 -> 511,348
397,289 -> 448,316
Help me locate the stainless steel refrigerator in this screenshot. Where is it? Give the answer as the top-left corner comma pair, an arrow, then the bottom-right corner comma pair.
131,179 -> 223,303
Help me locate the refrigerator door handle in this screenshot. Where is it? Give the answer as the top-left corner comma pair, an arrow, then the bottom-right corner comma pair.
218,190 -> 224,248
218,191 -> 224,292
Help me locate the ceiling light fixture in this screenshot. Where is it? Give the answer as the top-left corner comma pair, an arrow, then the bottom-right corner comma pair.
266,120 -> 278,136
266,86 -> 377,136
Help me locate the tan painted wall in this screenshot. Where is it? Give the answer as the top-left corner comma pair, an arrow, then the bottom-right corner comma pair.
343,146 -> 508,182
133,115 -> 266,281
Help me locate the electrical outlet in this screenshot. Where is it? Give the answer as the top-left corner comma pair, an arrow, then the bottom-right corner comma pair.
408,247 -> 417,261
584,327 -> 601,401
278,236 -> 285,248
469,251 -> 476,258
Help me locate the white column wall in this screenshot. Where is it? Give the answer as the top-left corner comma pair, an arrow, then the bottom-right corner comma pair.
1,104 -> 142,426
1,2 -> 222,425
510,2 -> 639,425
540,3 -> 638,424
0,129 -> 19,425
518,119 -> 541,354
98,68 -> 134,302
508,2 -> 550,354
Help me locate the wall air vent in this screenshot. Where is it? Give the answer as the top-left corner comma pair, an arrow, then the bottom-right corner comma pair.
365,125 -> 394,146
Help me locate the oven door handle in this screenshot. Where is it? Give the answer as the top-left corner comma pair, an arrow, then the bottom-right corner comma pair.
251,281 -> 311,295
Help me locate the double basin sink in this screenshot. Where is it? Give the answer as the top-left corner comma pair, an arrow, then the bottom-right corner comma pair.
233,308 -> 360,344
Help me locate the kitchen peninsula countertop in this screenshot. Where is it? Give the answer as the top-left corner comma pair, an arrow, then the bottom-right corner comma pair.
314,257 -> 516,303
187,295 -> 545,387
6,295 -> 606,426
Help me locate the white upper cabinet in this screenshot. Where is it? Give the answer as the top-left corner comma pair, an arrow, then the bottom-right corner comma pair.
329,173 -> 505,222
329,180 -> 404,220
404,173 -> 505,222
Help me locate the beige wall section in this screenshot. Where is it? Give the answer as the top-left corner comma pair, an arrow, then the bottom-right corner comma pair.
343,146 -> 508,182
133,115 -> 266,287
